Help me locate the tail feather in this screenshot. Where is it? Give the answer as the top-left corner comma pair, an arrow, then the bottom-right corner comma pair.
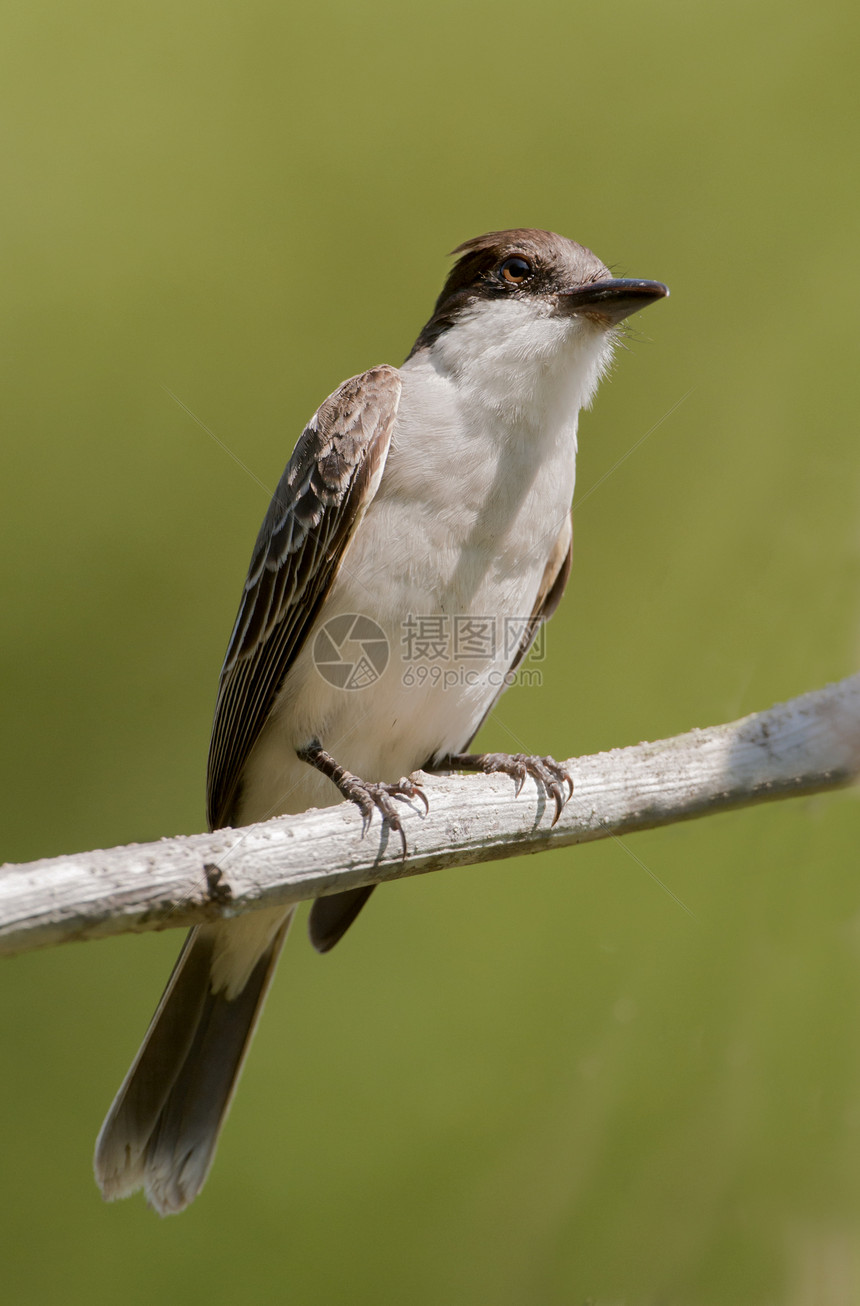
308,884 -> 376,953
94,910 -> 293,1215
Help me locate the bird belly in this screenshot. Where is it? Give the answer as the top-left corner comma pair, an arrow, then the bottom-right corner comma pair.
235,432 -> 575,826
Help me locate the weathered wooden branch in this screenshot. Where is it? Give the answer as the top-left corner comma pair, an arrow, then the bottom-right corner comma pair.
1,674 -> 857,959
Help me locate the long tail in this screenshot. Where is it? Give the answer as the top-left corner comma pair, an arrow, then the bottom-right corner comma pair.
94,907 -> 293,1215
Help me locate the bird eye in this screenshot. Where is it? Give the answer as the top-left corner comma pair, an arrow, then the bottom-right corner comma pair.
497,256 -> 533,285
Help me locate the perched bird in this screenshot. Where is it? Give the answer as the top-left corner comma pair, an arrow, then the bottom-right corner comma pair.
95,228 -> 667,1214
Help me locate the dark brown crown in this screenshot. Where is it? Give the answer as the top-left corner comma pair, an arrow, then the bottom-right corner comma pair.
408,229 -> 611,356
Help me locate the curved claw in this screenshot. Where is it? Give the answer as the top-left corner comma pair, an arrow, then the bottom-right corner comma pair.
548,782 -> 566,826
395,776 -> 430,814
383,807 -> 407,858
530,756 -> 573,826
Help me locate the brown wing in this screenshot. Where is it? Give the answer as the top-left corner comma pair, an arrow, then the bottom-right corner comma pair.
508,513 -> 573,673
206,365 -> 401,829
453,515 -> 573,755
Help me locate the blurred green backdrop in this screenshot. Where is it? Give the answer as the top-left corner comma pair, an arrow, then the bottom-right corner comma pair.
1,1 -> 858,1302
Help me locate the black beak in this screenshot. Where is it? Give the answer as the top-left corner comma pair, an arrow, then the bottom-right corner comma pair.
560,278 -> 669,324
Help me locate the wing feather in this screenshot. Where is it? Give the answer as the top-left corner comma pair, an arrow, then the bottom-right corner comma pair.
206,365 -> 401,829
452,515 -> 573,756
508,514 -> 573,673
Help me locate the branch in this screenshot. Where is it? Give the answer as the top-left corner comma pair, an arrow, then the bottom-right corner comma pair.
2,675 -> 858,959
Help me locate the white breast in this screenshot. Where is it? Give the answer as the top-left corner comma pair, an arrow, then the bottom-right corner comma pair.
235,301 -> 615,824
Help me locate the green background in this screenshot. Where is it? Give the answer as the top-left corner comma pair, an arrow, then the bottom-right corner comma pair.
1,2 -> 858,1302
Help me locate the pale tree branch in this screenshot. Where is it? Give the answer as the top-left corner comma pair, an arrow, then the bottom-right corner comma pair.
1,675 -> 858,959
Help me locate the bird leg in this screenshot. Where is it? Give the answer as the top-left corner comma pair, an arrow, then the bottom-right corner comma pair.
296,739 -> 428,855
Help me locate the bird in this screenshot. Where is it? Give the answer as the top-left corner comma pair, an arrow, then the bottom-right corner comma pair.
94,228 -> 668,1214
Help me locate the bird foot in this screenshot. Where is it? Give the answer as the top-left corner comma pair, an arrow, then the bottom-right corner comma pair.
338,774 -> 428,854
296,740 -> 428,855
446,751 -> 573,825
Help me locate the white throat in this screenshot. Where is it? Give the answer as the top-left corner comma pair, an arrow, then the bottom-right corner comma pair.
418,296 -> 617,431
